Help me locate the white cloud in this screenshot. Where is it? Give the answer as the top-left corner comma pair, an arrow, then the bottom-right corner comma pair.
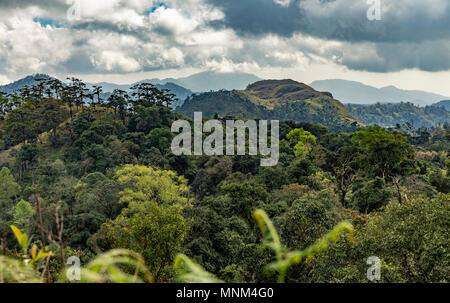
0,10 -> 72,75
150,7 -> 199,35
274,0 -> 291,7
0,0 -> 449,96
0,75 -> 9,85
91,50 -> 141,73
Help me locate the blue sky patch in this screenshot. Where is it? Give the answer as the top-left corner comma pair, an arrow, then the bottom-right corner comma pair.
33,17 -> 65,28
146,3 -> 167,15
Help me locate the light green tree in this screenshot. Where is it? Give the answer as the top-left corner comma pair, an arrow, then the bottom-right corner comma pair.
287,128 -> 317,158
95,165 -> 191,281
13,200 -> 35,231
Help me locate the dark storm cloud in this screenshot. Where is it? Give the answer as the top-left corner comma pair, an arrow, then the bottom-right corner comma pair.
207,0 -> 450,43
207,0 -> 307,37
0,0 -> 68,13
1,0 -> 450,75
62,50 -> 96,74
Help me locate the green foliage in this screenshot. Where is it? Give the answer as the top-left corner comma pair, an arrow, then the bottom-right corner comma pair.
287,128 -> 317,158
13,200 -> 35,230
0,78 -> 447,284
0,167 -> 21,252
350,177 -> 393,213
115,164 -> 191,206
0,256 -> 41,283
95,165 -> 191,281
253,209 -> 354,283
429,169 -> 450,193
100,201 -> 189,281
174,254 -> 223,283
310,194 -> 449,282
347,102 -> 450,128
76,249 -> 153,283
10,225 -> 53,265
352,126 -> 416,180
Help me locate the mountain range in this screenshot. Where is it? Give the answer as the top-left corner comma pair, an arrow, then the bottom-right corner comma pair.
176,79 -> 362,132
310,79 -> 449,106
0,71 -> 260,92
1,74 -> 448,129
141,71 -> 261,92
0,71 -> 262,107
0,74 -> 193,109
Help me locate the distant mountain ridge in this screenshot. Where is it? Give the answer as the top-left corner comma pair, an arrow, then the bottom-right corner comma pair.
0,71 -> 261,107
142,71 -> 262,92
310,79 -> 449,106
0,74 -> 56,95
0,74 -> 193,109
177,79 -> 362,132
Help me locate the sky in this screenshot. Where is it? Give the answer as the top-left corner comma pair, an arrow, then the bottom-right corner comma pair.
0,0 -> 449,96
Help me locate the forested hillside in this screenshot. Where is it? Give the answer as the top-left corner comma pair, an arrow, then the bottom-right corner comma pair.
177,79 -> 362,132
0,78 -> 448,283
432,100 -> 450,111
347,102 -> 450,128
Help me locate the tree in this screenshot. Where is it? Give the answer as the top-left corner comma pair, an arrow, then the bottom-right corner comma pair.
61,84 -> 77,118
94,165 -> 191,281
0,92 -> 9,119
287,128 -> 317,158
32,99 -> 66,145
67,77 -> 89,110
114,165 -> 191,206
102,201 -> 189,281
74,172 -> 121,220
130,83 -> 157,108
352,126 -> 417,203
107,89 -> 129,120
0,167 -> 21,254
15,143 -> 39,182
13,200 -> 35,232
331,146 -> 358,207
92,86 -> 103,107
220,181 -> 269,221
3,101 -> 36,146
350,177 -> 393,214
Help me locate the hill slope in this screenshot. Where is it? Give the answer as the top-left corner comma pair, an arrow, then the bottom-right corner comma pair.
0,74 -> 56,94
346,102 -> 450,128
310,79 -> 449,106
432,100 -> 450,111
177,79 -> 362,131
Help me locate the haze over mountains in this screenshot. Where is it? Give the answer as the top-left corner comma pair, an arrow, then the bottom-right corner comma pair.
310,79 -> 449,106
0,71 -> 260,95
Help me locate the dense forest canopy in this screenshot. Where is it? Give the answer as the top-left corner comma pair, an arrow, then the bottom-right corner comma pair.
347,102 -> 450,128
0,77 -> 448,283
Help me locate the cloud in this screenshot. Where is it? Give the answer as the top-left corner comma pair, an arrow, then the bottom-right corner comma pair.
92,51 -> 141,73
149,6 -> 199,35
0,0 -> 449,79
207,0 -> 450,43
